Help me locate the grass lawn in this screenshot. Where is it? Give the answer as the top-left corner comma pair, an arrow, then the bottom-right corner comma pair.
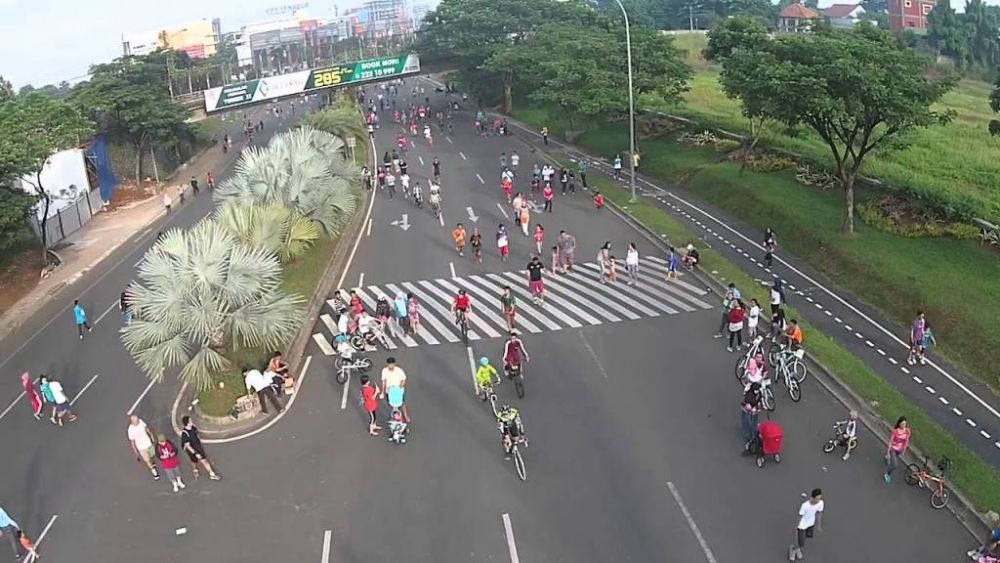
653,32 -> 1000,222
572,165 -> 1000,512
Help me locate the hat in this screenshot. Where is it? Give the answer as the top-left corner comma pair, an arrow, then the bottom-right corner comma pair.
686,244 -> 694,251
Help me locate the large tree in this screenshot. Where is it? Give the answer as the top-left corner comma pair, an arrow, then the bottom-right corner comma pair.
717,25 -> 956,234
0,187 -> 38,250
0,93 -> 95,256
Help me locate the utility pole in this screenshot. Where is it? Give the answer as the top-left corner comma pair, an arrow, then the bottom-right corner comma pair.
689,6 -> 695,31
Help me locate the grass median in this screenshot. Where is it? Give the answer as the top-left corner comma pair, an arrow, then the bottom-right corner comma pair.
572,164 -> 1000,512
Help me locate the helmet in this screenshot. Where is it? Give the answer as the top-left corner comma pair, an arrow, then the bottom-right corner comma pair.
335,334 -> 347,344
479,357 -> 489,366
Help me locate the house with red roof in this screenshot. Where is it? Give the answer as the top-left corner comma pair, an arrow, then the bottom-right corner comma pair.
825,3 -> 867,28
778,3 -> 820,33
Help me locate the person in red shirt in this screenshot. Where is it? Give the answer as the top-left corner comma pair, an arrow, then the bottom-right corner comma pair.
205,172 -> 215,189
501,178 -> 513,203
593,191 -> 604,210
156,434 -> 186,493
543,184 -> 555,213
452,289 -> 472,332
361,375 -> 381,436
727,302 -> 746,352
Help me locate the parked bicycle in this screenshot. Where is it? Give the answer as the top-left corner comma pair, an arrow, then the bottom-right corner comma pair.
334,354 -> 373,384
774,346 -> 805,402
768,343 -> 808,383
905,456 -> 952,509
735,335 -> 767,380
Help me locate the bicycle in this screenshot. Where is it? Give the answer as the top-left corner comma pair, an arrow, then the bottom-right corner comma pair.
499,424 -> 528,481
455,309 -> 470,344
904,456 -> 951,509
334,354 -> 373,384
774,347 -> 804,402
481,379 -> 501,418
735,335 -> 767,380
505,362 -> 525,398
768,343 -> 808,383
822,421 -> 858,455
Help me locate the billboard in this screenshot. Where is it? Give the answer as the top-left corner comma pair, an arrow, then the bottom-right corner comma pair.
204,53 -> 420,112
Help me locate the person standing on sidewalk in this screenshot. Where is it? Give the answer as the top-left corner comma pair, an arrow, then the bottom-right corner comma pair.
884,416 -> 911,484
73,300 -> 91,339
181,416 -> 222,480
128,414 -> 160,481
0,506 -> 25,561
20,372 -> 41,420
790,488 -> 824,561
381,357 -> 409,423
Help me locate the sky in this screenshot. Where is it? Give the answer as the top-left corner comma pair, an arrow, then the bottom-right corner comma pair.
0,0 -> 373,88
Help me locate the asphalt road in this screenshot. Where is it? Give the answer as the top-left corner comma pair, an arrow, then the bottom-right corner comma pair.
0,83 -> 981,562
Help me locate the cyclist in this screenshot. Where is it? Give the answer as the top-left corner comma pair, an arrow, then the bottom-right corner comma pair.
497,404 -> 525,458
475,357 -> 499,401
837,410 -> 859,461
452,223 -> 467,257
429,183 -> 442,217
470,227 -> 483,264
500,285 -> 517,331
781,319 -> 803,351
432,157 -> 441,180
497,224 -> 510,263
451,289 -> 472,330
503,331 -> 530,374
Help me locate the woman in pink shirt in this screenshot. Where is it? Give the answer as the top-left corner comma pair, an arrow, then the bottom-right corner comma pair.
884,416 -> 911,484
543,184 -> 554,213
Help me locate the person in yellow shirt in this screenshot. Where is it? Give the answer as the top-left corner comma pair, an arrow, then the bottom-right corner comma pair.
475,357 -> 499,401
452,223 -> 467,256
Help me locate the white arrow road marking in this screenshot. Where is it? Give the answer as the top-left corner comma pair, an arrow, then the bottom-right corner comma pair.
390,214 -> 411,231
466,207 -> 479,222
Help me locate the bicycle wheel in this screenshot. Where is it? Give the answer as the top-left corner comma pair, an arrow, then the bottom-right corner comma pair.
767,343 -> 781,367
735,355 -> 749,381
904,464 -> 922,486
930,487 -> 950,509
335,367 -> 348,384
822,440 -> 836,454
788,377 -> 801,402
334,356 -> 344,372
513,447 -> 527,481
762,387 -> 775,411
358,357 -> 373,372
791,360 -> 808,383
514,375 -> 525,399
460,318 -> 469,345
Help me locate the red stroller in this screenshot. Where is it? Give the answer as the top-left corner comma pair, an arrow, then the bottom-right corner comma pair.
753,420 -> 783,468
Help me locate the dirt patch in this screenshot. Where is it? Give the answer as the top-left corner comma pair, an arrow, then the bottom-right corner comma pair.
108,183 -> 156,210
0,248 -> 44,315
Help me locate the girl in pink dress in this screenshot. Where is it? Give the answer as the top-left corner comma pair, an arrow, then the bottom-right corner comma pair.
533,225 -> 545,255
21,372 -> 41,420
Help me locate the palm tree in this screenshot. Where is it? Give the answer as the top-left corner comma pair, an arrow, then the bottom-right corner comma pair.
214,201 -> 319,263
215,127 -> 359,237
301,102 -> 367,145
121,221 -> 305,390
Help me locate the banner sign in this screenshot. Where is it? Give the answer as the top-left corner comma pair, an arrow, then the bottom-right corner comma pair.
204,53 -> 421,113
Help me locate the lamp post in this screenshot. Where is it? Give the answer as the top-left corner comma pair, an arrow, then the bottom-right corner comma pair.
612,0 -> 638,203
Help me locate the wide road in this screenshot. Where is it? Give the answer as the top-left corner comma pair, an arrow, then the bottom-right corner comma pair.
3,83 -> 977,562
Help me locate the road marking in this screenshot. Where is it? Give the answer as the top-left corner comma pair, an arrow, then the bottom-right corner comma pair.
579,331 -> 609,379
865,340 -> 874,347
925,386 -> 935,394
496,203 -> 509,219
450,262 -> 456,279
31,513 -> 58,560
446,136 -> 453,144
127,378 -> 158,415
888,358 -> 898,365
94,300 -> 119,325
366,217 -> 373,237
501,513 -> 520,563
877,349 -> 885,356
418,155 -> 425,166
476,173 -> 485,185
834,317 -> 842,323
321,530 -> 332,563
358,272 -> 365,288
953,407 -> 963,416
314,333 -> 336,356
967,418 -> 977,427
667,482 -> 718,563
70,374 -> 100,406
981,430 -> 992,439
900,366 -> 910,374
913,376 -> 922,384
844,324 -> 852,331
855,332 -> 863,339
824,309 -> 832,316
940,397 -> 949,405
459,151 -> 467,160
466,347 -> 479,393
438,211 -> 444,227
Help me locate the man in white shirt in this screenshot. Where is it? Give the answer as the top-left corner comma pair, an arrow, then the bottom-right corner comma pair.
127,414 -> 160,480
400,172 -> 410,195
49,377 -> 77,426
510,150 -> 520,172
380,357 -> 409,422
245,367 -> 283,414
791,488 -> 824,560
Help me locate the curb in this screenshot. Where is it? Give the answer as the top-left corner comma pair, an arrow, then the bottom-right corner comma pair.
512,115 -> 991,541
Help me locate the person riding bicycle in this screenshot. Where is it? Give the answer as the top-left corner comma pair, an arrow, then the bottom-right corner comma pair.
836,410 -> 859,461
357,310 -> 380,340
452,289 -> 472,326
497,403 -> 525,457
412,182 -> 423,207
475,357 -> 499,401
335,334 -> 354,360
781,319 -> 803,351
503,331 -> 530,374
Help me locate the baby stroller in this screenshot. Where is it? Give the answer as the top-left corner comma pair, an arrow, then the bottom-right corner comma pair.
750,419 -> 783,468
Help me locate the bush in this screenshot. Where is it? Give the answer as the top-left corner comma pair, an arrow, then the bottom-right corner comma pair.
714,138 -> 741,153
748,154 -> 795,172
858,199 -> 981,239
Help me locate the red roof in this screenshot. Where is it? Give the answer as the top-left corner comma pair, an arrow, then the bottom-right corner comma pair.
779,3 -> 820,19
825,3 -> 861,18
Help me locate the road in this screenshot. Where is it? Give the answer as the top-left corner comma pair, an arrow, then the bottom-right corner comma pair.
0,82 -> 979,562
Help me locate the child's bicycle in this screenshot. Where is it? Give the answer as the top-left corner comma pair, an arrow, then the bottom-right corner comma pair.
904,455 -> 952,508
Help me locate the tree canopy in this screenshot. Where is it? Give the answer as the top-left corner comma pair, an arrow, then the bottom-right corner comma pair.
927,0 -> 1000,70
713,24 -> 956,234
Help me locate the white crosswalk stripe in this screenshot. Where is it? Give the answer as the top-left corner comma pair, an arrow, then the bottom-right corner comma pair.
309,258 -> 714,354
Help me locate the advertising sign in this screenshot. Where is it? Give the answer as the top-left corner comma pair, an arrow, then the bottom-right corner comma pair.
204,54 -> 420,113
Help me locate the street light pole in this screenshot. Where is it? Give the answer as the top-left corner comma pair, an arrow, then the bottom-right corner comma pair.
612,0 -> 638,203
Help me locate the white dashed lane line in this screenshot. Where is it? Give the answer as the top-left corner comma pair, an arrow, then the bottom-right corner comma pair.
980,430 -> 992,439
888,358 -> 898,365
913,376 -> 923,384
967,418 -> 977,427
925,386 -> 935,394
901,366 -> 910,374
940,397 -> 949,405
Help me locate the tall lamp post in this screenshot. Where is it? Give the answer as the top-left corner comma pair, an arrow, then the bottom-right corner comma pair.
612,0 -> 638,202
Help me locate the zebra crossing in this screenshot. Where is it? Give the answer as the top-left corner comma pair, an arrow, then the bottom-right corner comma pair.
311,257 -> 715,355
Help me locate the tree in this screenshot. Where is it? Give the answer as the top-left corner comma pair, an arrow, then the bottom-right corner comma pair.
860,0 -> 889,27
0,187 -> 38,250
300,101 -> 366,145
0,93 -> 95,256
122,222 -> 304,390
215,128 -> 359,237
718,25 -> 956,234
927,4 -> 974,67
214,202 -> 319,263
0,76 -> 13,103
989,68 -> 1000,136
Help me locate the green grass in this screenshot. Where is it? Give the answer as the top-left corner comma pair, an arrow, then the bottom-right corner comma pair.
573,165 -> 1000,512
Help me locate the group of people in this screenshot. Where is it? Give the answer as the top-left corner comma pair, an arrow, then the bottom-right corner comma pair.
20,372 -> 77,426
242,352 -> 295,415
126,413 -> 221,494
360,357 -> 410,445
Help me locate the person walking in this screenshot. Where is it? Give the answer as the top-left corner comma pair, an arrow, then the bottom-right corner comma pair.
407,292 -> 421,336
180,416 -> 222,480
907,311 -> 926,366
518,203 -> 530,237
381,357 -> 409,423
715,283 -> 742,338
533,224 -> 545,255
625,242 -> 640,286
48,377 -> 76,426
597,242 -> 612,284
0,506 -> 25,561
156,433 -> 186,493
578,158 -> 589,188
127,414 -> 161,481
120,287 -> 134,325
73,299 -> 91,339
39,374 -> 57,423
543,183 -> 554,213
763,227 -> 777,268
884,416 -> 911,484
557,230 -> 577,272
613,153 -> 623,180
361,374 -> 381,436
770,278 -> 784,317
747,298 -> 762,341
162,190 -> 172,214
244,367 -> 283,415
20,372 -> 41,420
790,489 -> 824,561
665,247 -> 679,281
541,126 -> 549,145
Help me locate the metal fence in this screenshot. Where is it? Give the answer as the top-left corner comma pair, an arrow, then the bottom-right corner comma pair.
29,188 -> 106,247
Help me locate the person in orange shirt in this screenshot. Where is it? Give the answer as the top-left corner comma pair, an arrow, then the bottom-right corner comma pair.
783,319 -> 803,350
452,223 -> 467,257
17,530 -> 38,560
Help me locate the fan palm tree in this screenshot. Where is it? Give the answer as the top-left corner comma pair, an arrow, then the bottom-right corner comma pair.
214,201 -> 319,263
301,102 -> 367,146
215,127 -> 359,237
121,222 -> 305,390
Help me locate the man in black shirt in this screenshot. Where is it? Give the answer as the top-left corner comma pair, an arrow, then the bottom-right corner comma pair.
180,416 -> 221,480
432,157 -> 441,180
526,256 -> 545,305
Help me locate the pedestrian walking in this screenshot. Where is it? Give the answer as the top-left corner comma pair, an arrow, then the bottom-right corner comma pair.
567,171 -> 577,194
625,242 -> 640,285
518,203 -> 530,237
381,357 -> 409,423
392,292 -> 408,337
593,190 -> 604,210
497,224 -> 510,263
20,372 -> 41,420
39,374 -> 56,423
73,299 -> 91,339
511,150 -> 519,172
244,367 -> 283,415
763,227 -> 777,268
790,489 -> 824,561
597,242 -> 612,283
385,171 -> 396,199
180,416 -> 221,480
0,506 -> 25,560
747,298 -> 761,340
500,152 -> 507,170
127,414 -> 161,480
533,224 -> 545,255
613,153 -> 622,180
557,230 -> 576,271
120,287 -> 133,325
48,377 -> 76,426
922,322 -> 938,358
156,433 -> 187,493
578,159 -> 589,188
543,183 -> 554,213
407,292 -> 421,336
559,167 -> 568,194
665,247 -> 679,280
907,311 -> 926,366
162,191 -> 172,214
550,245 -> 562,275
541,126 -> 549,145
361,374 -> 381,436
715,283 -> 742,338
883,416 -> 911,484
770,278 -> 784,316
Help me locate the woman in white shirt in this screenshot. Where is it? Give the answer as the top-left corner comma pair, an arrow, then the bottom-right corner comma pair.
747,298 -> 761,340
625,242 -> 640,285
